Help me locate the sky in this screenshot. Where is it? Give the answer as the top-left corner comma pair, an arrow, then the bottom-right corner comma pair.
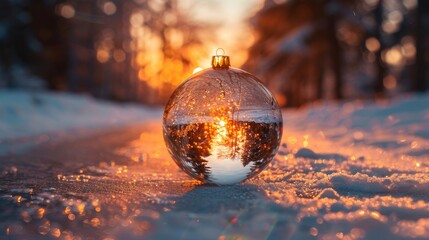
178,0 -> 263,68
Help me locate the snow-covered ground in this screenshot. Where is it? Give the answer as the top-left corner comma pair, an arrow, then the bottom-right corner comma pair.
253,93 -> 429,239
1,90 -> 429,239
120,93 -> 429,239
0,90 -> 160,155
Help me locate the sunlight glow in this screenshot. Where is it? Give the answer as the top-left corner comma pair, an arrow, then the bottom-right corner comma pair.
219,120 -> 226,127
193,67 -> 203,74
123,0 -> 262,103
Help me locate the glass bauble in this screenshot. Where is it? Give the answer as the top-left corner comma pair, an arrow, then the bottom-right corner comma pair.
163,53 -> 282,185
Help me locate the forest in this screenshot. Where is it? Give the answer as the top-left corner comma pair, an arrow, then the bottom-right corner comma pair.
0,0 -> 428,107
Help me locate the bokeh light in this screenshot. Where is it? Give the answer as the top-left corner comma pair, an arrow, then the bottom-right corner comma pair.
59,4 -> 75,19
102,1 -> 117,15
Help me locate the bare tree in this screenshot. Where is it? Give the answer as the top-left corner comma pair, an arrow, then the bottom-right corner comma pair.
373,0 -> 386,97
243,0 -> 361,107
414,0 -> 428,92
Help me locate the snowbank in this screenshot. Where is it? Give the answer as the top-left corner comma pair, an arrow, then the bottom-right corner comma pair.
0,90 -> 161,155
0,90 -> 160,141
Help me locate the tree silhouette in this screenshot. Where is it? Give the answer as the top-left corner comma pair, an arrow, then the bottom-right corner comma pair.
244,0 -> 426,107
414,0 -> 428,92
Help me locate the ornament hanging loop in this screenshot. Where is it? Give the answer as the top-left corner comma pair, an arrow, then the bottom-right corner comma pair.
216,48 -> 225,56
212,48 -> 230,69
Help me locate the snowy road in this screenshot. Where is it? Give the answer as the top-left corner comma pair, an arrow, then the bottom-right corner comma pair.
1,93 -> 429,239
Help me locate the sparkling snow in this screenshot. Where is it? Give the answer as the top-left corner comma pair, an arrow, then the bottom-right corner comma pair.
1,91 -> 429,239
